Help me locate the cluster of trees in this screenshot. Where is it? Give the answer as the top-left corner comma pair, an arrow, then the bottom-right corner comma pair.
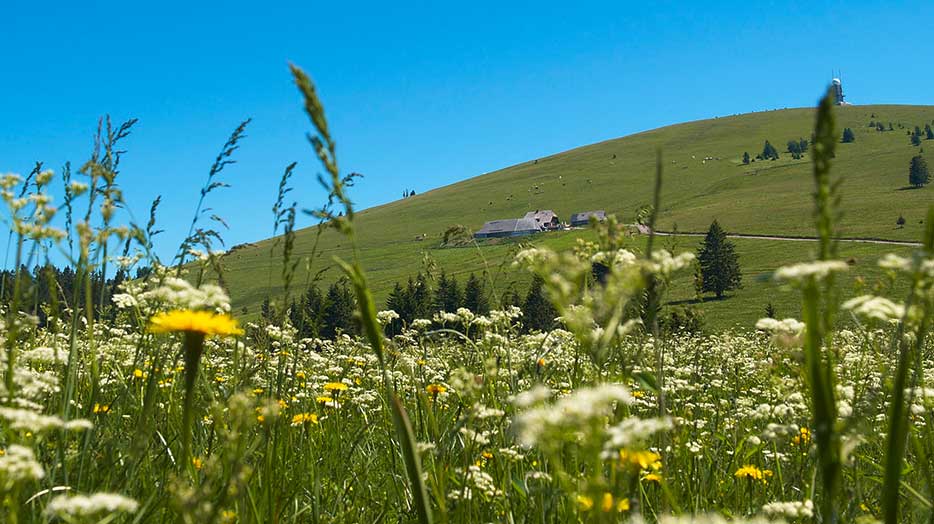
758,140 -> 780,161
743,138 -> 809,163
275,280 -> 358,340
910,125 -> 933,146
869,121 -> 894,132
0,264 -> 140,324
841,128 -> 856,143
401,189 -> 417,199
787,137 -> 810,158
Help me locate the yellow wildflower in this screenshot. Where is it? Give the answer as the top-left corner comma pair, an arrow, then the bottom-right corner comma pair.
191,457 -> 204,470
324,382 -> 348,392
93,403 -> 110,414
793,427 -> 811,446
577,495 -> 594,511
291,413 -> 319,426
149,310 -> 243,337
133,369 -> 144,378
734,464 -> 768,482
642,472 -> 662,483
619,449 -> 661,470
316,395 -> 335,404
426,384 -> 447,395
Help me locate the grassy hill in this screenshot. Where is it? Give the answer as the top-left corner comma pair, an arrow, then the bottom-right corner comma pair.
217,104 -> 934,329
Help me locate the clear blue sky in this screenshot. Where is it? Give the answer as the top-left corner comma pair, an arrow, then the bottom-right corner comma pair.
2,0 -> 931,263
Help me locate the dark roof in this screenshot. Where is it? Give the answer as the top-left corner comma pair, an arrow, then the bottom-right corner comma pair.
475,218 -> 540,236
570,210 -> 606,223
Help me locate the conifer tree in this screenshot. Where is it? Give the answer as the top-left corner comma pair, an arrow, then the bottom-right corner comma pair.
522,275 -> 557,332
411,273 -> 431,320
385,281 -> 407,333
909,155 -> 930,188
841,128 -> 855,143
696,220 -> 742,299
322,280 -> 356,338
742,151 -> 750,165
432,271 -> 462,313
926,124 -> 934,140
463,273 -> 490,314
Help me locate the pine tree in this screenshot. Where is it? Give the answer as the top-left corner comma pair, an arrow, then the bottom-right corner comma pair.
463,273 -> 490,314
912,133 -> 923,147
522,275 -> 557,332
761,140 -> 779,160
799,138 -> 809,153
841,128 -> 855,143
742,151 -> 750,165
926,124 -> 934,140
432,271 -> 462,313
385,281 -> 407,334
909,155 -> 930,188
322,281 -> 356,339
696,220 -> 742,299
411,273 -> 431,320
300,284 -> 326,337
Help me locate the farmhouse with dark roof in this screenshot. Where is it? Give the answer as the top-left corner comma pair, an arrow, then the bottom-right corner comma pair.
570,210 -> 606,227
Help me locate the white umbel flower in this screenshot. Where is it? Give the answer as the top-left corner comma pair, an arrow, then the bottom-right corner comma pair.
774,260 -> 848,284
0,445 -> 45,483
842,295 -> 905,323
45,492 -> 139,518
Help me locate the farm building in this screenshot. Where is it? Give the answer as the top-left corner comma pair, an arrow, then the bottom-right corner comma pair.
523,209 -> 561,230
474,218 -> 541,239
570,210 -> 606,227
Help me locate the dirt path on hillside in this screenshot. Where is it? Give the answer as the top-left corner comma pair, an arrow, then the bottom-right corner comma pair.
636,226 -> 923,247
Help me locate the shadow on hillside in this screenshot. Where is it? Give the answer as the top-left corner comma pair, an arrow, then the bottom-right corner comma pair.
897,185 -> 925,191
667,296 -> 731,306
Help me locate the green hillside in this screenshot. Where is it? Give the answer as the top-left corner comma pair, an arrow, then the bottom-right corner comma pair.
218,105 -> 934,328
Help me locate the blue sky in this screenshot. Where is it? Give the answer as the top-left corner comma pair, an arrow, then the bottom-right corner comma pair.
2,0 -> 931,263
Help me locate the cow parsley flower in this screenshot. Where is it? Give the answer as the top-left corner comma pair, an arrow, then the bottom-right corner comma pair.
45,492 -> 139,518
774,260 -> 848,284
0,445 -> 45,484
842,295 -> 905,323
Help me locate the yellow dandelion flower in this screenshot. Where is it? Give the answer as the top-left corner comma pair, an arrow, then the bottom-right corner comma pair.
149,310 -> 243,337
324,382 -> 348,392
295,371 -> 306,379
133,369 -> 144,378
642,472 -> 662,483
793,427 -> 811,446
619,449 -> 661,470
426,384 -> 447,395
600,493 -> 614,513
316,395 -> 335,404
734,464 -> 768,482
93,403 -> 110,414
482,451 -> 493,460
576,494 -> 594,511
191,457 -> 204,470
616,498 -> 630,512
291,413 -> 319,426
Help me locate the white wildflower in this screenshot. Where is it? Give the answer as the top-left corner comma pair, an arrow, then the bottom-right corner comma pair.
774,260 -> 849,284
45,492 -> 139,518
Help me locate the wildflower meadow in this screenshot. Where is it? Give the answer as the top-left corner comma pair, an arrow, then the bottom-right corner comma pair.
2,67 -> 934,524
